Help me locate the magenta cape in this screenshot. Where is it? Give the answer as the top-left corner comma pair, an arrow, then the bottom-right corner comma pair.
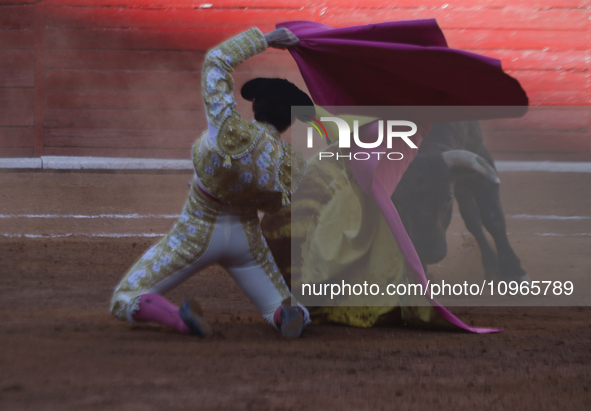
278,19 -> 528,109
278,20 -> 529,333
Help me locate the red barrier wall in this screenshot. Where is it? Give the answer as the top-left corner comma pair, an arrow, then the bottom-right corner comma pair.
1,0 -> 590,160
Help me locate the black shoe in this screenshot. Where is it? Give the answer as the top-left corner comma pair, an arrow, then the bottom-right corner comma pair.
179,299 -> 213,338
280,299 -> 304,338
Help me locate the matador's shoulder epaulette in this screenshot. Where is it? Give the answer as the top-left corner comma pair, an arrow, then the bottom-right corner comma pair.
215,112 -> 260,168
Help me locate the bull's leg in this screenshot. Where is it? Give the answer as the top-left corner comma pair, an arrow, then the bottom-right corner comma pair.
454,176 -> 500,280
468,176 -> 528,282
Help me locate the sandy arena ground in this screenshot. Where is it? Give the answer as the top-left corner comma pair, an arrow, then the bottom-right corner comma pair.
1,170 -> 590,410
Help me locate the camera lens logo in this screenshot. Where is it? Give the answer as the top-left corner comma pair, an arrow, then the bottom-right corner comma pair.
302,115 -> 328,144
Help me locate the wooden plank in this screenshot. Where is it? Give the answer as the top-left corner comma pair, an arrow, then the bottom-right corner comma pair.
526,90 -> 590,106
321,8 -> 589,31
34,1 -> 45,156
0,89 -> 35,110
507,70 -> 587,91
46,49 -> 205,70
45,7 -> 316,29
42,146 -> 192,159
468,50 -> 588,71
1,0 -> 585,158
42,0 -> 591,9
482,108 -> 590,130
483,130 -> 590,153
444,29 -> 590,51
0,70 -> 35,87
44,5 -> 590,32
45,0 -> 315,8
0,0 -> 45,3
322,0 -> 591,9
43,67 -> 584,106
45,90 -> 205,110
0,29 -> 36,49
45,25 -> 591,52
44,69 -> 302,91
0,5 -> 36,29
0,50 -> 36,69
0,147 -> 34,157
0,126 -> 35,147
43,108 -> 207,130
42,99 -> 307,131
45,27 -> 243,50
44,128 -> 198,149
45,69 -> 201,90
45,48 -> 290,70
0,111 -> 34,126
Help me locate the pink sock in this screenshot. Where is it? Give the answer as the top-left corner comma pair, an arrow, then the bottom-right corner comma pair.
132,293 -> 190,334
273,306 -> 282,328
273,305 -> 304,328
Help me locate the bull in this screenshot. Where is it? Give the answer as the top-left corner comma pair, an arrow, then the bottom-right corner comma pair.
392,121 -> 528,282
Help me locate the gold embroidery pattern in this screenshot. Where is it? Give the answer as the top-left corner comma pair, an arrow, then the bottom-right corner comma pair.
195,28 -> 306,212
194,123 -> 303,214
201,28 -> 267,128
216,112 -> 260,167
240,214 -> 291,300
110,185 -> 220,322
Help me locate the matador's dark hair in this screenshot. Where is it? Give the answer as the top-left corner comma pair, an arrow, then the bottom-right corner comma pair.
241,78 -> 315,132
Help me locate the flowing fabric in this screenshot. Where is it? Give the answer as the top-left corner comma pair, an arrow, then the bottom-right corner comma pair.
277,20 -> 528,333
277,20 -> 527,109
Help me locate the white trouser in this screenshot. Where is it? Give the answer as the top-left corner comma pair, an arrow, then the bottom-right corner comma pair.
147,212 -> 287,326
111,183 -> 310,329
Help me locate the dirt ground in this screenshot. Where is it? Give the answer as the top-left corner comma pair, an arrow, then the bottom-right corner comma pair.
1,171 -> 590,410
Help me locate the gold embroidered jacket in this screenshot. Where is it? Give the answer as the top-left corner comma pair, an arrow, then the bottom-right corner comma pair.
193,28 -> 306,213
